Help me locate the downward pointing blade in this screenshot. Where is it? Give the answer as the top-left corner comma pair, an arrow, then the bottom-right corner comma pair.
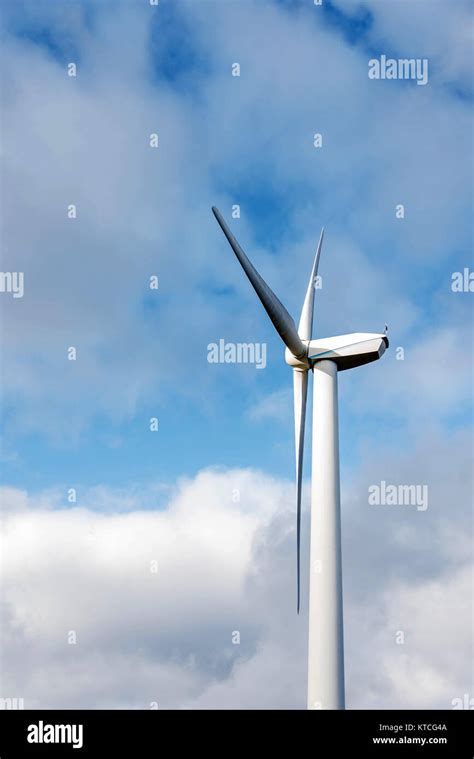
212,207 -> 306,359
298,229 -> 324,341
293,367 -> 308,614
292,231 -> 322,613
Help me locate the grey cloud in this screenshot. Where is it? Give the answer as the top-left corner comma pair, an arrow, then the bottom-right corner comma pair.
1,437 -> 471,709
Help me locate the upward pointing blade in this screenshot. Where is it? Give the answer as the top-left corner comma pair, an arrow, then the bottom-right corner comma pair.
298,229 -> 324,341
212,207 -> 306,359
293,368 -> 308,614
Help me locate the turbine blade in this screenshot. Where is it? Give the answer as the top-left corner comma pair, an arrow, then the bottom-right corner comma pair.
212,207 -> 306,359
298,229 -> 324,341
293,367 -> 308,614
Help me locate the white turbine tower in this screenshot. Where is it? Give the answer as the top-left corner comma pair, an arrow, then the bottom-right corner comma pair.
212,207 -> 388,710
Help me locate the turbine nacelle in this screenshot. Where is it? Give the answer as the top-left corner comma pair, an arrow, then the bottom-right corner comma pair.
308,332 -> 388,371
285,333 -> 388,371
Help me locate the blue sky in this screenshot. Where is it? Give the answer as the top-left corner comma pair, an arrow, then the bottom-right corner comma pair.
1,0 -> 472,709
2,0 -> 471,495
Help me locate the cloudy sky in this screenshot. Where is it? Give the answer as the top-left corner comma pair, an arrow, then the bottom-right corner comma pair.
0,0 -> 472,709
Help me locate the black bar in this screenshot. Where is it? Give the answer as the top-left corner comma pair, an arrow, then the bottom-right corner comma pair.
0,709 -> 472,757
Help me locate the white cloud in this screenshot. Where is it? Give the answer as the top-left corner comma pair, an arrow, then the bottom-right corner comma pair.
348,565 -> 472,709
1,453 -> 471,709
248,388 -> 292,423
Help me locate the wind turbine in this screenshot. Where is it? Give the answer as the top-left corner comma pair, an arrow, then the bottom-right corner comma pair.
212,207 -> 388,710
